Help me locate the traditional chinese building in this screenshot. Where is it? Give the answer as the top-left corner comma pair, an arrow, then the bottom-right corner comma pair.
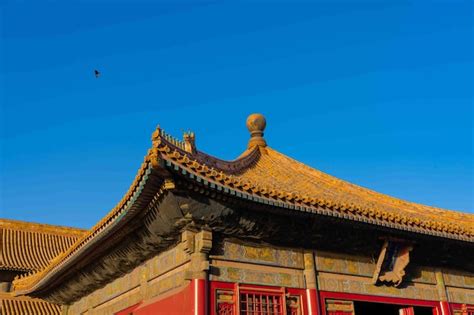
8,114 -> 474,315
0,219 -> 85,314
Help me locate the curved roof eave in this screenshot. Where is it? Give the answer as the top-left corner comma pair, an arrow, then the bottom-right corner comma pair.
13,115 -> 474,296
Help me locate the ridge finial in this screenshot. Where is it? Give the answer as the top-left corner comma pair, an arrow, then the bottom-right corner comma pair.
246,113 -> 267,148
183,131 -> 196,154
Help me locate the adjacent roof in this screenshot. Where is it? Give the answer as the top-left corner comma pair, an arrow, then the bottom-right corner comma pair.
13,114 -> 474,296
0,292 -> 61,315
0,220 -> 84,314
0,219 -> 86,272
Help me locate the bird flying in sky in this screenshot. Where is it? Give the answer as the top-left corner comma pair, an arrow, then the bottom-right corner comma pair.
94,70 -> 100,78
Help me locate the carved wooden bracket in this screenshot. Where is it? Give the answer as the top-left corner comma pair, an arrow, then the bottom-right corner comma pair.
183,229 -> 213,280
196,229 -> 213,254
372,239 -> 413,287
181,230 -> 195,254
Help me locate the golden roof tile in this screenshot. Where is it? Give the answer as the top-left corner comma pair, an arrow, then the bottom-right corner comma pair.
0,219 -> 86,272
162,146 -> 473,238
0,292 -> 60,315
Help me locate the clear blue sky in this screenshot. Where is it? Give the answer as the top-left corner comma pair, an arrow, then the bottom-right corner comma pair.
1,1 -> 472,229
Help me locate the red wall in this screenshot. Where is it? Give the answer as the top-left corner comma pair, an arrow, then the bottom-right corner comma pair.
131,283 -> 194,315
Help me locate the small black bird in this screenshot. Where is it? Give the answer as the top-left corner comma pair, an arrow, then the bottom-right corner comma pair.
94,69 -> 100,78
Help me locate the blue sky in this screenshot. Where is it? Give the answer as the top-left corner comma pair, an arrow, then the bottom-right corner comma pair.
1,1 -> 472,229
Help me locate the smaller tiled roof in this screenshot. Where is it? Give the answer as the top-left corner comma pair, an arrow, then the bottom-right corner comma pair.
0,219 -> 86,272
0,293 -> 61,315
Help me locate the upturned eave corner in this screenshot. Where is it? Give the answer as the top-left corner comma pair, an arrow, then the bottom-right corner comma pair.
9,124 -> 199,299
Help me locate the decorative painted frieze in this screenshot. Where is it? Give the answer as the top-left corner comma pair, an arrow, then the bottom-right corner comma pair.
318,273 -> 439,301
446,287 -> 474,304
443,269 -> 474,289
211,265 -> 304,288
213,240 -> 304,269
315,251 -> 374,277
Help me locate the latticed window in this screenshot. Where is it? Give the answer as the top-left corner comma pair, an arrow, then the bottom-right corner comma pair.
453,304 -> 474,315
240,291 -> 283,315
213,283 -> 304,315
218,302 -> 235,315
216,289 -> 235,315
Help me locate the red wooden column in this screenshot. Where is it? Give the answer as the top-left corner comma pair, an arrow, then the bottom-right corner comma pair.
192,278 -> 206,315
435,270 -> 453,315
184,229 -> 212,315
304,251 -> 320,315
438,302 -> 451,315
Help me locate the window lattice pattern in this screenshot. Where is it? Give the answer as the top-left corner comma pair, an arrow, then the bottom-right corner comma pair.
218,302 -> 235,315
240,292 -> 283,315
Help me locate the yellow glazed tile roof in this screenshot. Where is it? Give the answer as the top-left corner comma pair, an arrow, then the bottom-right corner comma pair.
12,114 -> 474,296
0,292 -> 60,315
157,145 -> 474,240
227,146 -> 472,234
154,113 -> 473,240
0,219 -> 86,272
